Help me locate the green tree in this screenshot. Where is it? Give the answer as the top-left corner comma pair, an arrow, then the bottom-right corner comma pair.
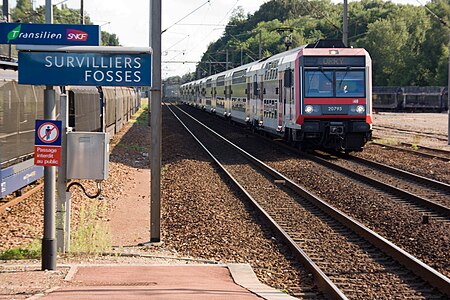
101,32 -> 120,46
12,0 -> 33,22
419,0 -> 450,85
189,0 -> 449,87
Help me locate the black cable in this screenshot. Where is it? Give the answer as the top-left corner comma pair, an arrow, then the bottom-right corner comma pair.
66,181 -> 102,199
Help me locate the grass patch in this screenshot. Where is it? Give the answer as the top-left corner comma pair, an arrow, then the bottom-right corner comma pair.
129,104 -> 149,126
412,135 -> 422,150
70,199 -> 111,255
0,240 -> 41,260
374,137 -> 399,145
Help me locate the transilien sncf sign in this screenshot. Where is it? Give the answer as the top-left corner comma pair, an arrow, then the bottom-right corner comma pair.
0,23 -> 100,46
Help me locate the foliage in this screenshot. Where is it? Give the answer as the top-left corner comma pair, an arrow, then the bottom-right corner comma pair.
101,31 -> 120,46
70,199 -> 111,254
0,240 -> 41,260
181,0 -> 450,87
10,2 -> 120,46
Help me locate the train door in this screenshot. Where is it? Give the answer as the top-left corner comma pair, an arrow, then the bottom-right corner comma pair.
283,68 -> 293,123
259,74 -> 264,126
246,80 -> 251,123
278,74 -> 283,132
251,74 -> 258,126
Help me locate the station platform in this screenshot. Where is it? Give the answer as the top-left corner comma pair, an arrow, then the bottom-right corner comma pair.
30,263 -> 296,300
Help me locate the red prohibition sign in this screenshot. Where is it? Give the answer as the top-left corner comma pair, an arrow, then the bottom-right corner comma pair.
38,122 -> 59,143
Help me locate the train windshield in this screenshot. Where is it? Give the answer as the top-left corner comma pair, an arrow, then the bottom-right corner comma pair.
304,69 -> 365,98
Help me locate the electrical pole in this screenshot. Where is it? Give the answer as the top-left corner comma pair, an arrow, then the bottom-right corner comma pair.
447,31 -> 450,145
42,0 -> 57,271
226,48 -> 229,70
3,0 -> 11,59
2,0 -> 9,22
343,0 -> 348,47
150,0 -> 161,243
80,0 -> 84,24
258,30 -> 262,59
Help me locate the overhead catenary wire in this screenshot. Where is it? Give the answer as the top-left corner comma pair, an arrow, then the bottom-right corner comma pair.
161,0 -> 213,34
415,0 -> 450,28
164,0 -> 242,69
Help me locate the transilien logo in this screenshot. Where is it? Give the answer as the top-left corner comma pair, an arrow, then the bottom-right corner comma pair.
7,24 -> 21,43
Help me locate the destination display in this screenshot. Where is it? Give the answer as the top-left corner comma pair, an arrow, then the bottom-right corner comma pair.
0,23 -> 100,46
303,56 -> 365,67
18,51 -> 151,86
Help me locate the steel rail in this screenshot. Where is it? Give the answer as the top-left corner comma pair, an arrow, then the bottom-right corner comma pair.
170,104 -> 450,296
309,152 -> 450,219
166,103 -> 347,300
349,155 -> 450,193
0,183 -> 44,214
371,139 -> 450,161
373,125 -> 448,141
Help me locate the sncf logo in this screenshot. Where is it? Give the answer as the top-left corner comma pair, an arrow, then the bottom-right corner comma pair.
66,29 -> 88,41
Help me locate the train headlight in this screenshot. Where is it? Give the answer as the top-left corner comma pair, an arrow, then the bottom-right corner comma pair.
305,105 -> 314,114
356,105 -> 365,114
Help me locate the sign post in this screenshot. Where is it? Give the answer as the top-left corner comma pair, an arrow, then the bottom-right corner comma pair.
34,120 -> 62,166
42,3 -> 56,271
150,0 -> 162,243
18,45 -> 152,267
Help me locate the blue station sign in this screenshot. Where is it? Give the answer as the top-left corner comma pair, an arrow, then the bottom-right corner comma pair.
18,50 -> 151,86
0,23 -> 100,46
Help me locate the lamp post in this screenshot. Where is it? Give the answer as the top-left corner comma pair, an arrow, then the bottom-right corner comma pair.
343,0 -> 348,47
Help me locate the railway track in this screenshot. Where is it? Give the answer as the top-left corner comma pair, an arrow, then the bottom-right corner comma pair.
373,125 -> 448,142
371,138 -> 450,161
0,182 -> 43,214
309,151 -> 450,221
168,103 -> 450,299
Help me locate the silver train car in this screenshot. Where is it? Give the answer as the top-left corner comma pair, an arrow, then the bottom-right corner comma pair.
181,41 -> 373,152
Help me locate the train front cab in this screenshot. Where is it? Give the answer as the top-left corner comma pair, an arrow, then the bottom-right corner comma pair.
292,47 -> 372,152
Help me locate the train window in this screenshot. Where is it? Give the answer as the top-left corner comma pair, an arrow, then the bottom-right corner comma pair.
335,71 -> 365,97
305,70 -> 333,97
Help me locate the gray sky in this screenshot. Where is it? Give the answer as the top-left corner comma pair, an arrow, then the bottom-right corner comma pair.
14,0 -> 428,78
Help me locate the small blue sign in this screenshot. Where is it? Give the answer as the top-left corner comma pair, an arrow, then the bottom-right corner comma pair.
0,23 -> 100,46
35,120 -> 62,146
19,51 -> 151,86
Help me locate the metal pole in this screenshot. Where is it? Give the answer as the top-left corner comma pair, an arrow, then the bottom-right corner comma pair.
45,0 -> 53,24
150,0 -> 161,242
258,31 -> 262,59
241,47 -> 243,66
226,48 -> 229,70
2,0 -> 9,21
3,0 -> 11,58
448,31 -> 450,145
343,0 -> 348,47
57,93 -> 68,252
80,0 -> 84,24
42,87 -> 56,270
42,0 -> 56,271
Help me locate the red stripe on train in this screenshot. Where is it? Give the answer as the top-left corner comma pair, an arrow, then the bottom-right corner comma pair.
303,98 -> 366,104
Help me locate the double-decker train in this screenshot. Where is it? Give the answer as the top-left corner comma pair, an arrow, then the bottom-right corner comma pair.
0,61 -> 140,198
180,40 -> 372,152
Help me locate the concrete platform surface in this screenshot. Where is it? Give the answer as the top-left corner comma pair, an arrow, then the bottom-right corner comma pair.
32,264 -> 296,300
